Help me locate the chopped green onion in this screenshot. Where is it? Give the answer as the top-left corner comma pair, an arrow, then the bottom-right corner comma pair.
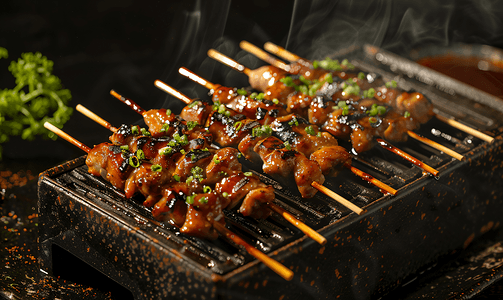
213,154 -> 220,164
244,172 -> 253,177
272,98 -> 279,104
288,116 -> 299,127
120,145 -> 129,151
363,88 -> 375,98
198,196 -> 208,204
186,194 -> 195,204
160,147 -> 172,156
317,132 -> 322,137
151,164 -> 162,172
173,174 -> 180,182
255,93 -> 265,100
129,156 -> 140,168
252,125 -> 272,138
131,126 -> 139,135
203,186 -> 212,193
342,107 -> 349,116
222,192 -> 229,198
234,121 -> 243,131
218,104 -> 226,114
369,117 -> 377,124
385,80 -> 398,88
180,149 -> 186,155
224,110 -> 231,117
377,106 -> 387,115
187,121 -> 198,131
358,72 -> 365,80
166,109 -> 172,116
284,141 -> 291,150
305,125 -> 316,136
186,176 -> 194,184
338,101 -> 348,108
188,100 -> 200,108
237,152 -> 242,158
136,149 -> 145,160
140,128 -> 151,136
237,88 -> 247,95
160,123 -> 170,132
404,111 -> 411,118
312,60 -> 319,69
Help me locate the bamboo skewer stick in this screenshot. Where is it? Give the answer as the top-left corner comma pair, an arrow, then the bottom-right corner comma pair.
240,41 -> 291,72
377,139 -> 439,176
407,131 -> 464,161
311,182 -> 365,215
264,41 -> 495,145
44,122 -> 91,153
44,121 -> 294,281
76,104 -> 118,132
212,222 -> 294,280
264,42 -> 301,62
240,41 -> 466,162
78,102 -> 327,245
435,114 -> 494,143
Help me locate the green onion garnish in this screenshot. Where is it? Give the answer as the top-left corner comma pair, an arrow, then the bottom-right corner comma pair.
305,125 -> 316,136
186,194 -> 195,205
136,149 -> 145,160
166,109 -> 172,116
222,192 -> 229,198
244,172 -> 253,177
151,164 -> 162,172
284,141 -> 291,150
404,111 -> 411,118
234,121 -> 243,131
129,156 -> 140,168
173,174 -> 180,182
237,88 -> 247,95
203,186 -> 212,193
213,154 -> 220,164
131,126 -> 139,135
198,196 -> 208,204
187,121 -> 198,131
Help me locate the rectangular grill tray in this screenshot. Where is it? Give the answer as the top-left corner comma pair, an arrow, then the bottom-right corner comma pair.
38,45 -> 503,299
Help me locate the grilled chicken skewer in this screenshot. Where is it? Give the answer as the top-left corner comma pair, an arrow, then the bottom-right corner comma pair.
242,41 -> 465,162
175,68 -> 401,194
207,48 -> 441,175
263,41 -> 494,144
43,121 -> 294,281
112,89 -> 344,199
77,103 -> 328,244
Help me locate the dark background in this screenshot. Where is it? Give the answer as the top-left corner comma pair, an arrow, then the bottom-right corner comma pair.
1,0 -> 503,162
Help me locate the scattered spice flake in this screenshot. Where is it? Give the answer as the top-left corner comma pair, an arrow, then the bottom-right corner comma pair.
0,169 -> 36,189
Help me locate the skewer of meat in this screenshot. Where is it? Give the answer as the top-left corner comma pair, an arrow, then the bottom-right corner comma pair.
111,88 -> 338,199
206,49 -> 442,175
241,41 -> 466,162
263,41 -> 495,144
153,80 -> 372,212
43,121 -> 295,281
176,67 -> 430,196
76,104 -> 329,244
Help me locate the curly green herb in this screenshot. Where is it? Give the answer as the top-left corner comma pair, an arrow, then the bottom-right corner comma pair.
0,48 -> 73,160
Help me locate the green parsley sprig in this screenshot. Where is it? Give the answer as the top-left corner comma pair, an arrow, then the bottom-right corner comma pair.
0,48 -> 72,159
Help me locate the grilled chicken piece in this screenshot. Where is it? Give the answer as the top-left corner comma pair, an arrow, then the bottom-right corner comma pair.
254,136 -> 325,198
215,173 -> 274,219
86,142 -> 133,190
180,191 -> 227,240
